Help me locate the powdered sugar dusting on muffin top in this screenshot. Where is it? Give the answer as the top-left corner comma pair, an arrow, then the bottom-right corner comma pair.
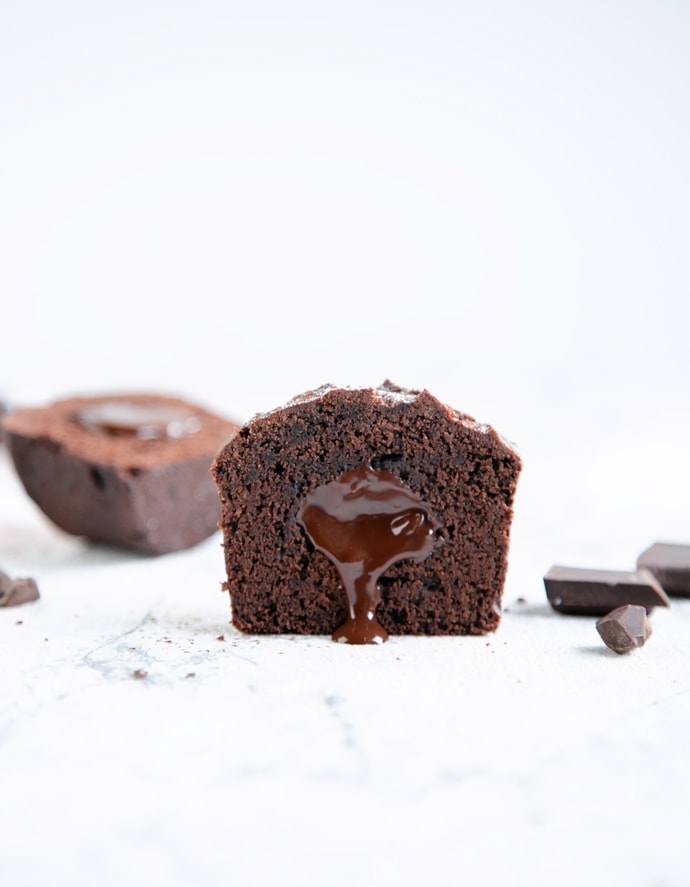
255,382 -> 419,420
252,382 -> 518,458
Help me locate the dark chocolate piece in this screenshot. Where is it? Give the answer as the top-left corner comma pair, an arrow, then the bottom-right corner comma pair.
3,394 -> 237,554
298,466 -> 439,644
0,571 -> 40,607
636,543 -> 690,597
212,382 -> 521,638
596,604 -> 652,654
0,570 -> 11,600
544,565 -> 670,615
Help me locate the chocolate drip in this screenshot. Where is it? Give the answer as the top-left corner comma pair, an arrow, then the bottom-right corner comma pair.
75,401 -> 201,440
298,465 -> 439,644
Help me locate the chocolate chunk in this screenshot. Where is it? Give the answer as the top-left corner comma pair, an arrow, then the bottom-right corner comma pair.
0,570 -> 11,600
543,565 -> 670,615
596,604 -> 652,654
636,543 -> 690,597
298,465 -> 439,644
0,571 -> 40,607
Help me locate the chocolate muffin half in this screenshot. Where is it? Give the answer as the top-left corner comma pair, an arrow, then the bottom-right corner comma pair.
212,382 -> 521,643
3,393 -> 237,554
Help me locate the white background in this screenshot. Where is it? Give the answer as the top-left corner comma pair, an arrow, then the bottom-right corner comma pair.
3,0 -> 689,420
2,2 -> 690,885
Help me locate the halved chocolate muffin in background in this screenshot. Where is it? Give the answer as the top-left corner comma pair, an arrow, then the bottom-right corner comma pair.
212,382 -> 522,643
2,394 -> 237,554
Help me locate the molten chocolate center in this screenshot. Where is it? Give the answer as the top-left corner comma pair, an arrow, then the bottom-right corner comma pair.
75,401 -> 201,440
298,465 -> 439,644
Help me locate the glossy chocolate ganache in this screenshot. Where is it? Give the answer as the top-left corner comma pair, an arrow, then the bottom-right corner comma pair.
298,465 -> 440,644
75,401 -> 201,440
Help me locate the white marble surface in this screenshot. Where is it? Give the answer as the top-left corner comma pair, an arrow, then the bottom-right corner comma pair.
2,415 -> 690,887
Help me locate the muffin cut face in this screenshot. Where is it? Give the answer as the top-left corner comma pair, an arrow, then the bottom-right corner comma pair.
212,382 -> 522,641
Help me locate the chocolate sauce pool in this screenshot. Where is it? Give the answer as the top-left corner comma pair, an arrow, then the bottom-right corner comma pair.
75,402 -> 201,440
298,465 -> 439,644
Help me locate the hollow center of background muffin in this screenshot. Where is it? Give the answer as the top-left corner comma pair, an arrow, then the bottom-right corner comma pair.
75,402 -> 201,440
298,465 -> 439,644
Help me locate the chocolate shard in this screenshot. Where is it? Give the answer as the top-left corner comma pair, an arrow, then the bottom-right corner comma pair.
543,565 -> 670,615
596,604 -> 652,654
0,572 -> 40,607
636,542 -> 690,598
0,570 -> 12,602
